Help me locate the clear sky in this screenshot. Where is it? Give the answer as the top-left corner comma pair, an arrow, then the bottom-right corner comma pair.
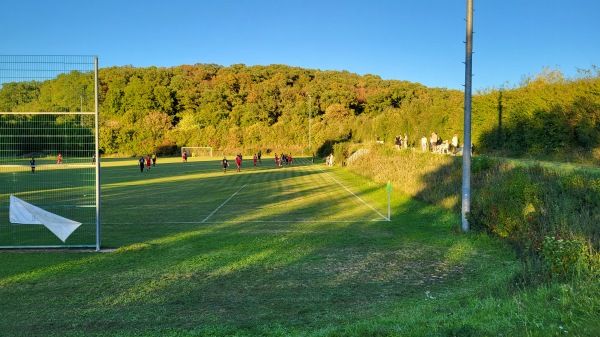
1,0 -> 598,91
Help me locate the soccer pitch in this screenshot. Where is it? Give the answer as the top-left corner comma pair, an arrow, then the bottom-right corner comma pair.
100,156 -> 389,246
0,155 -> 522,336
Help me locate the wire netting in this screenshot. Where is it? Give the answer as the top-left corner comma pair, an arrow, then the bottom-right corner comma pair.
0,55 -> 98,248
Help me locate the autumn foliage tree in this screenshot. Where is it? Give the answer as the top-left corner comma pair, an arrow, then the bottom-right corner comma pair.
1,63 -> 599,162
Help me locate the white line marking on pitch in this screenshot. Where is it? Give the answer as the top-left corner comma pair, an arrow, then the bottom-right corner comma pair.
167,219 -> 384,224
201,184 -> 247,223
316,167 -> 388,220
106,218 -> 389,226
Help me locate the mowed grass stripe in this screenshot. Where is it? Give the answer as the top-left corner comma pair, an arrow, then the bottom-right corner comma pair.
102,156 -> 385,225
205,159 -> 386,223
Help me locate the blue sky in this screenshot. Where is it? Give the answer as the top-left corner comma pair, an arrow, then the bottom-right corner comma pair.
1,0 -> 598,90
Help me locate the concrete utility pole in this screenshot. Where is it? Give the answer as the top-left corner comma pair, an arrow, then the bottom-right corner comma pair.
461,0 -> 474,232
308,95 -> 312,152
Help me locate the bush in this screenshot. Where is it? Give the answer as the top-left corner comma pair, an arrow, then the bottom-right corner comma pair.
332,141 -> 350,165
469,163 -> 600,282
540,236 -> 585,279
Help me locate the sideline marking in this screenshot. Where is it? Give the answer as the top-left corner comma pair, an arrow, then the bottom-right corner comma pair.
202,184 -> 247,223
102,219 -> 388,226
164,219 -> 387,225
316,166 -> 388,220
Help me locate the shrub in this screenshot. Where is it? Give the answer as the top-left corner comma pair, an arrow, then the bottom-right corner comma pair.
332,141 -> 351,165
540,236 -> 585,279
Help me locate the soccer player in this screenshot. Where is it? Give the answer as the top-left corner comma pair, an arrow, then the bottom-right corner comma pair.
253,154 -> 257,166
152,153 -> 157,166
221,157 -> 229,173
146,155 -> 152,171
235,154 -> 242,172
57,153 -> 62,164
30,157 -> 36,173
182,151 -> 188,162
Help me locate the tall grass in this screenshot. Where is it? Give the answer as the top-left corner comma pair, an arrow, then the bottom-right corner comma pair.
347,143 -> 600,282
346,144 -> 462,210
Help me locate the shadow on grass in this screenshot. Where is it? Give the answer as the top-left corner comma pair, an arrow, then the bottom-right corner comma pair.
0,156 -> 515,336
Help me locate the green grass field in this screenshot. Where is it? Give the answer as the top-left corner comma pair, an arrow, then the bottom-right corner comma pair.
0,157 -> 97,247
0,156 -> 595,336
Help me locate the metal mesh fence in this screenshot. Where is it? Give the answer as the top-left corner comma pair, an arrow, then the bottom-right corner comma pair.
0,55 -> 99,249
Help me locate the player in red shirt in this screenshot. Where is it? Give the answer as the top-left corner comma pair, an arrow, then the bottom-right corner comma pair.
253,154 -> 257,166
235,154 -> 242,172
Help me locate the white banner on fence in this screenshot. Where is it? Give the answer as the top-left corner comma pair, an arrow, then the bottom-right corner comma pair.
9,195 -> 81,242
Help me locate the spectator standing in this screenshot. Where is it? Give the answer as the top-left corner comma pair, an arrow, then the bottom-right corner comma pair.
421,136 -> 428,152
451,134 -> 459,153
430,132 -> 439,152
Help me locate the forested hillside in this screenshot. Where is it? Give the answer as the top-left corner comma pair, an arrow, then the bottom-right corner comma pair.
95,64 -> 465,157
1,64 -> 599,162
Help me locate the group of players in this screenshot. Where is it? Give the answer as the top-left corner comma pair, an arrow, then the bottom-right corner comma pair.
138,154 -> 157,172
219,151 -> 294,173
139,150 -> 298,174
220,154 -> 244,173
273,153 -> 293,168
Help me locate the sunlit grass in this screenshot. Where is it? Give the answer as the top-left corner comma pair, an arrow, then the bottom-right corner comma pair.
0,156 -> 598,336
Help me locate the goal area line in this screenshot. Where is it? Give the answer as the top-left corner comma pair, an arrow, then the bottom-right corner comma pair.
101,219 -> 389,226
315,166 -> 389,221
201,184 -> 247,223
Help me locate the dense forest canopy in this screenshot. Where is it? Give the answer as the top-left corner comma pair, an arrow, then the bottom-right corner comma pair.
1,64 -> 599,161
